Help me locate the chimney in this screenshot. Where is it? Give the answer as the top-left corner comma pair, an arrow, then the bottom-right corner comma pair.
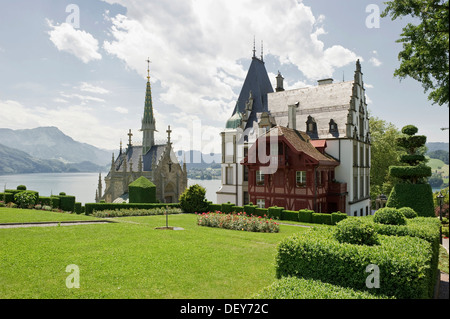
276,71 -> 285,92
288,102 -> 299,130
317,78 -> 333,85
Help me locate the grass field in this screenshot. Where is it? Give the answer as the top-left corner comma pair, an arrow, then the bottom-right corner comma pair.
0,208 -> 309,299
428,157 -> 449,183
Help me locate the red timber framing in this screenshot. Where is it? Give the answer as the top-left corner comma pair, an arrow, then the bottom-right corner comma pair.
242,126 -> 347,213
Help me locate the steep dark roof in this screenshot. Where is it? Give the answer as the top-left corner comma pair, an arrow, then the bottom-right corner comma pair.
112,144 -> 167,173
230,57 -> 274,130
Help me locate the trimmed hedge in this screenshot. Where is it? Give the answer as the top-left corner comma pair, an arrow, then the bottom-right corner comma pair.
232,206 -> 244,213
38,196 -> 53,206
253,276 -> 389,299
50,196 -> 60,209
128,176 -> 156,203
59,195 -> 76,212
84,202 -> 180,215
298,209 -> 313,223
0,192 -> 14,204
254,208 -> 269,217
331,212 -> 347,225
386,183 -> 434,217
209,203 -> 222,212
312,213 -> 332,225
243,204 -> 257,216
221,202 -> 235,214
276,228 -> 434,298
389,165 -> 432,179
282,210 -> 299,222
268,206 -> 284,219
74,202 -> 82,214
373,207 -> 406,225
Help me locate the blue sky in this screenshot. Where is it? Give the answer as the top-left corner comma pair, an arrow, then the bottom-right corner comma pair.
0,0 -> 448,153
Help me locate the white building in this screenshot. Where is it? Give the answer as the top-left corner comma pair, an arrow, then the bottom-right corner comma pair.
217,53 -> 371,216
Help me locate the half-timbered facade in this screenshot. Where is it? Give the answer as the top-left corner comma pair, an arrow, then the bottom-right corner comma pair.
242,126 -> 346,212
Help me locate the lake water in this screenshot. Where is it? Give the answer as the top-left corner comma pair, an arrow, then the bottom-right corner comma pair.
0,172 -> 222,204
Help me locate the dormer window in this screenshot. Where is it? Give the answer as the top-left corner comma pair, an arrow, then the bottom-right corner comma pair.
329,119 -> 338,137
306,115 -> 318,139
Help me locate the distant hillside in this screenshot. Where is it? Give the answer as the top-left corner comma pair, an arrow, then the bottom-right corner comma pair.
426,142 -> 449,153
0,143 -> 106,175
175,150 -> 221,169
0,127 -> 111,166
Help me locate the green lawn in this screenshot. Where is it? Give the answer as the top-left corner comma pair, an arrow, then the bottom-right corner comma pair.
0,207 -> 102,224
0,208 -> 308,298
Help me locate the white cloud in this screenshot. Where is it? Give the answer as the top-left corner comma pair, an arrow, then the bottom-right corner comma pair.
101,0 -> 360,115
369,57 -> 382,67
0,99 -> 120,149
47,20 -> 102,63
114,106 -> 128,114
79,82 -> 109,94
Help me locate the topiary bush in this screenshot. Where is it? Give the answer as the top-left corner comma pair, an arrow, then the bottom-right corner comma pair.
128,176 -> 156,203
373,207 -> 406,225
16,185 -> 27,191
334,217 -> 379,246
276,228 -> 435,298
179,184 -> 209,213
398,207 -> 418,219
331,211 -> 348,225
298,209 -> 313,223
386,183 -> 434,217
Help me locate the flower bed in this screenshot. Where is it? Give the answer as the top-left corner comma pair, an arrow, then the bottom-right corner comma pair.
92,207 -> 182,218
196,211 -> 280,233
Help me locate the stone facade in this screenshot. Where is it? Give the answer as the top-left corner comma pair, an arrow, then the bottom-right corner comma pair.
97,62 -> 187,203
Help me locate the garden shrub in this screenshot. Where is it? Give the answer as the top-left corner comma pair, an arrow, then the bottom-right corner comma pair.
208,203 -> 222,212
221,202 -> 235,214
268,206 -> 284,219
38,196 -> 52,206
254,208 -> 268,217
253,277 -> 389,299
398,207 -> 418,219
243,204 -> 257,216
0,192 -> 14,204
14,191 -> 38,209
179,184 -> 209,213
312,213 -> 332,225
85,202 -> 180,215
298,209 -> 313,223
50,196 -> 60,209
16,185 -> 26,191
334,217 -> 379,246
197,212 -> 279,233
276,228 -> 434,298
58,195 -> 76,212
283,210 -> 299,222
128,176 -> 156,203
93,206 -> 182,218
386,183 -> 434,217
373,207 -> 406,225
74,202 -> 82,214
331,212 -> 347,225
232,206 -> 244,213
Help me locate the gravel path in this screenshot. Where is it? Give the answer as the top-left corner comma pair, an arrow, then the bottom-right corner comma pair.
0,220 -> 113,228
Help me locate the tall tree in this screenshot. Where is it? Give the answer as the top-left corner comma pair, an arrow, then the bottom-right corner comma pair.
369,116 -> 404,200
382,0 -> 449,106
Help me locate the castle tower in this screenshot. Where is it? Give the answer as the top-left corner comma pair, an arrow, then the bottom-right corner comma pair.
141,58 -> 156,155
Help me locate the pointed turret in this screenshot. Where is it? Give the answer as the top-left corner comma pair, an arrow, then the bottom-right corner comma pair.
141,58 -> 156,154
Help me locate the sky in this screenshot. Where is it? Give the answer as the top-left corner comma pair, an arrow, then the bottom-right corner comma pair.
0,0 -> 448,155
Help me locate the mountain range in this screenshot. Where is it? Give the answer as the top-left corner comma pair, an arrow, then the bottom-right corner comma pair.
0,127 -> 111,175
0,127 -> 221,175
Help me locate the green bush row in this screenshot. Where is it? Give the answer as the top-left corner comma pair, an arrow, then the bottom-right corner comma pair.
253,276 -> 390,299
85,202 -> 180,215
206,203 -> 348,225
276,227 -> 434,299
386,183 -> 435,217
93,207 -> 182,218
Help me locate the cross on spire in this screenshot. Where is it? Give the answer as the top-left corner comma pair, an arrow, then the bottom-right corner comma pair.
146,57 -> 151,81
127,129 -> 133,147
166,125 -> 172,145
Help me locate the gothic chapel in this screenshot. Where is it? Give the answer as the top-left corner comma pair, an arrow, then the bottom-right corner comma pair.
96,60 -> 187,203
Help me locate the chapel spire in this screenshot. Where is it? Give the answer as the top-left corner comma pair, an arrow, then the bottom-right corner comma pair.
141,57 -> 156,154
